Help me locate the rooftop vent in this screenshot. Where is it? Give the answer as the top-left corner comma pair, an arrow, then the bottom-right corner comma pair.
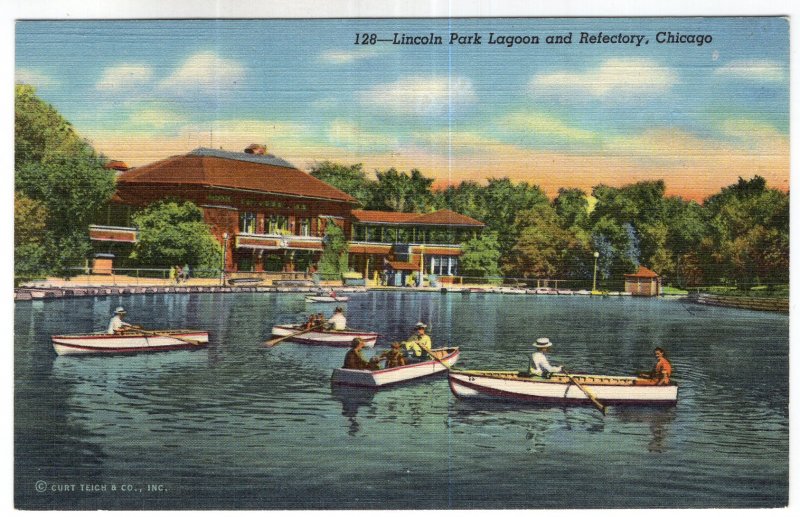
244,144 -> 267,155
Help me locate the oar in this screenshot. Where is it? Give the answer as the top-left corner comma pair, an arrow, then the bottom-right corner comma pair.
416,343 -> 453,371
138,329 -> 204,346
263,324 -> 323,347
561,367 -> 606,415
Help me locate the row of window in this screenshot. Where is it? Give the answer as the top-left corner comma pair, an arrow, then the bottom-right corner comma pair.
351,224 -> 478,245
239,212 -> 314,237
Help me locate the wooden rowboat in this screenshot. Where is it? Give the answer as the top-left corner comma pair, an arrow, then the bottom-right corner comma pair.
448,370 -> 677,406
51,330 -> 209,356
331,347 -> 460,387
305,295 -> 350,303
270,324 -> 378,347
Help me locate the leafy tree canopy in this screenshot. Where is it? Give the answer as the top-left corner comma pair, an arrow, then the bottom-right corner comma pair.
308,161 -> 373,207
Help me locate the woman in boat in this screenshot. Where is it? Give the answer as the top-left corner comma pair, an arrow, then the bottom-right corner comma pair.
343,338 -> 380,370
528,337 -> 563,378
326,306 -> 347,331
107,306 -> 137,334
403,322 -> 432,362
639,347 -> 673,385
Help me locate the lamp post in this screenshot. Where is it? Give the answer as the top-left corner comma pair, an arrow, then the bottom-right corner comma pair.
592,251 -> 600,294
220,232 -> 229,286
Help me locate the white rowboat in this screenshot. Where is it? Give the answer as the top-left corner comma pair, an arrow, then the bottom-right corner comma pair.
270,324 -> 378,347
305,295 -> 350,303
51,330 -> 209,356
331,347 -> 460,387
449,370 -> 677,406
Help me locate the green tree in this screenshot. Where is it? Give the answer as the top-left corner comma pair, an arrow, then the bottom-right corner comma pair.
15,83 -> 96,166
507,205 -> 590,279
318,220 -> 350,277
554,187 -> 590,230
130,201 -> 222,273
368,168 -> 435,212
459,231 -> 501,279
308,161 -> 373,206
14,193 -> 49,281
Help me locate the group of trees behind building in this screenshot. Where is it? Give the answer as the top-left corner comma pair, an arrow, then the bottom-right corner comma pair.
310,162 -> 789,290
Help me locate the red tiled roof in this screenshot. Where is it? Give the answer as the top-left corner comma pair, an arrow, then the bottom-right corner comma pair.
117,151 -> 357,203
624,265 -> 660,278
351,209 -> 484,226
105,160 -> 129,171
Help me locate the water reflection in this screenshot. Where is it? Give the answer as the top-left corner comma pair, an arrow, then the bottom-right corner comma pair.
330,384 -> 376,436
615,406 -> 677,453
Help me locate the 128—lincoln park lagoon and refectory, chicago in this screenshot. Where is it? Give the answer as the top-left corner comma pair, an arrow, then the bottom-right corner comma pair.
13,17 -> 788,510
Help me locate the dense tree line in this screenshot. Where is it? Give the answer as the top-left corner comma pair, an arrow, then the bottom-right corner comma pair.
310,162 -> 789,289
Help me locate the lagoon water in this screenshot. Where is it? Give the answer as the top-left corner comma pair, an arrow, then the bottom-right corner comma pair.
15,292 -> 788,509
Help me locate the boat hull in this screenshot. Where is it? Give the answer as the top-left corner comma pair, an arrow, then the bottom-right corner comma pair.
271,325 -> 377,347
331,347 -> 460,387
449,370 -> 677,406
51,331 -> 209,356
305,296 -> 349,303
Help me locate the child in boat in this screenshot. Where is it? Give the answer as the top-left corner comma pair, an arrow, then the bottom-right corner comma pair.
381,342 -> 407,368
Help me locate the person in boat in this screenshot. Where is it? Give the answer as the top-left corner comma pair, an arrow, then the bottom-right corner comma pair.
343,337 -> 380,370
639,347 -> 673,385
107,306 -> 137,334
528,337 -> 563,378
303,314 -> 317,330
326,306 -> 347,331
380,341 -> 407,368
403,322 -> 433,362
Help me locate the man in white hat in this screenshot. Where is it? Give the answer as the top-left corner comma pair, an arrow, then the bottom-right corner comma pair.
403,322 -> 433,362
107,306 -> 135,335
528,337 -> 563,378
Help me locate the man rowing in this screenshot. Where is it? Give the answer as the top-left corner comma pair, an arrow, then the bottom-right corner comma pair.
528,337 -> 563,378
403,322 -> 433,362
107,306 -> 139,334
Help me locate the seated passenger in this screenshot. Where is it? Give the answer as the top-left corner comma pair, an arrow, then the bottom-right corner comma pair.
327,306 -> 347,331
343,338 -> 380,370
403,322 -> 432,362
382,341 -> 407,368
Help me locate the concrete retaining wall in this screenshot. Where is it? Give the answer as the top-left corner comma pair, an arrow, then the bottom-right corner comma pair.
689,292 -> 789,314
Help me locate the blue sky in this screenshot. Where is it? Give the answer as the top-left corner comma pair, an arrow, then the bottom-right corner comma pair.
15,17 -> 789,199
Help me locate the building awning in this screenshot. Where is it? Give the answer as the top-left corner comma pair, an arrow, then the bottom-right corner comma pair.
386,261 -> 419,271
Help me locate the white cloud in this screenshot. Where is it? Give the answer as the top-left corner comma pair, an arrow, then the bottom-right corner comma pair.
96,63 -> 153,91
326,120 -> 399,151
318,49 -> 382,64
715,59 -> 786,82
159,52 -> 247,95
15,68 -> 57,88
531,58 -> 678,98
360,76 -> 477,116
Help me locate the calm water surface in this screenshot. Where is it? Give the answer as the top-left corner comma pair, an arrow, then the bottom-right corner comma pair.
15,292 -> 789,509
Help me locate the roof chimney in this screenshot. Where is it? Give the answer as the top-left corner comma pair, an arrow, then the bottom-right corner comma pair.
244,144 -> 267,155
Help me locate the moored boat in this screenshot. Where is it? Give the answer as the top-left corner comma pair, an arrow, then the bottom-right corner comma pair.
331,347 -> 460,387
270,324 -> 377,347
305,295 -> 350,303
51,330 -> 209,356
448,370 -> 677,406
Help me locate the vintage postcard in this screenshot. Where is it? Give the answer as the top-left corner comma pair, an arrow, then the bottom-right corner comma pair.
11,4 -> 790,511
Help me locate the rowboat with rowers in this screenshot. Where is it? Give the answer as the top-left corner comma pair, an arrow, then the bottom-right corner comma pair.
51,329 -> 209,356
448,370 -> 678,406
331,347 -> 460,387
269,324 -> 378,347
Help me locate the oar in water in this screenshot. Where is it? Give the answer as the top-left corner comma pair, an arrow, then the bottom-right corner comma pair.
263,324 -> 323,348
561,367 -> 606,415
138,329 -> 204,346
417,343 -> 453,371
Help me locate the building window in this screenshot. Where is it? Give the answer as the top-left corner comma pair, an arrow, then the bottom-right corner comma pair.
239,212 -> 257,234
298,217 -> 311,237
268,215 -> 289,234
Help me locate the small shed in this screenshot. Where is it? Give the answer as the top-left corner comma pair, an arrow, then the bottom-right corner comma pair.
624,265 -> 661,296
